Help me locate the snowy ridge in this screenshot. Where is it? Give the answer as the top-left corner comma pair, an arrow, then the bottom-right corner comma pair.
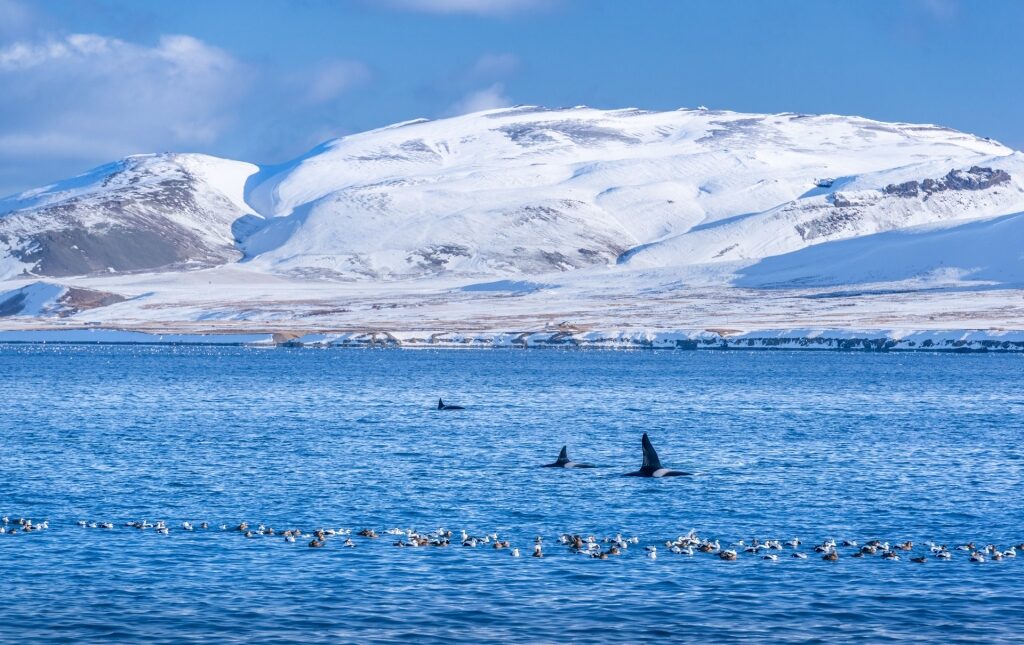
0,154 -> 259,279
625,154 -> 1024,270
236,106 -> 1017,279
1,105 -> 1023,339
2,106 -> 1019,283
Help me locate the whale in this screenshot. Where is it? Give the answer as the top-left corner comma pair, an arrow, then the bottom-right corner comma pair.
542,446 -> 595,469
625,433 -> 690,477
437,398 -> 465,410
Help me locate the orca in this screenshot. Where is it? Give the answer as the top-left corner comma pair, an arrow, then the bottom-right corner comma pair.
625,433 -> 690,477
542,445 -> 595,469
437,398 -> 465,410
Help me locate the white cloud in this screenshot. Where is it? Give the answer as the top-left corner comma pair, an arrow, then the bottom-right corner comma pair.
447,82 -> 512,115
0,29 -> 382,195
429,53 -> 520,119
0,33 -> 246,165
382,0 -> 548,16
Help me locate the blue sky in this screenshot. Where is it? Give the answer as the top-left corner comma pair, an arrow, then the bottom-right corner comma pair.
1,0 -> 1022,195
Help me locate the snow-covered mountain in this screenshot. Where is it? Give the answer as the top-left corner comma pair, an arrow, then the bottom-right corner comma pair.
2,105 -> 1023,337
3,105 -> 1020,284
0,154 -> 258,280
239,106 -> 1020,280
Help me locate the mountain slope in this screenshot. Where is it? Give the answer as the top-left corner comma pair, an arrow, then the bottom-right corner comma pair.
622,154 -> 1024,269
0,106 -> 1020,288
736,209 -> 1024,288
0,154 -> 259,280
239,106 -> 1016,280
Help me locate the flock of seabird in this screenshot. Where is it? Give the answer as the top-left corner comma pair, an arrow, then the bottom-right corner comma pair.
2,516 -> 1020,565
3,401 -> 1017,566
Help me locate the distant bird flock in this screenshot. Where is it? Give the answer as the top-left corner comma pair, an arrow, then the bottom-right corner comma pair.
3,401 -> 1018,566
2,516 -> 1019,565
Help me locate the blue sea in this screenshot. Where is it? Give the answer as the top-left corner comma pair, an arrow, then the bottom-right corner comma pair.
1,345 -> 1022,642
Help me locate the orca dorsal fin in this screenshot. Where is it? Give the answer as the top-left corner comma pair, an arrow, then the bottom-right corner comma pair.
641,433 -> 663,471
557,445 -> 569,463
438,398 -> 444,409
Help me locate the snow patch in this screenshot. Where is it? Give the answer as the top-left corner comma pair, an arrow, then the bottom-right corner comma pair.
0,282 -> 67,316
459,279 -> 552,293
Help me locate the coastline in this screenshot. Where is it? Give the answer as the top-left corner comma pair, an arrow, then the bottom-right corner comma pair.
2,326 -> 1023,351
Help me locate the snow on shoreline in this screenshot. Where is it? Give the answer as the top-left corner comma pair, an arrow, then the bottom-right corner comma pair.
0,328 -> 276,345
2,327 -> 1023,352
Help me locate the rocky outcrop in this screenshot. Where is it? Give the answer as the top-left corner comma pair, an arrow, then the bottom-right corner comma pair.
883,166 -> 1011,199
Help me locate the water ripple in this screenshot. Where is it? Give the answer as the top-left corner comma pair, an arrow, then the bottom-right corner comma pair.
1,346 -> 1023,641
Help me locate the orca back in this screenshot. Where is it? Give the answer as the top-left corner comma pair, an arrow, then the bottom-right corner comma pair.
542,445 -> 570,467
640,432 -> 663,473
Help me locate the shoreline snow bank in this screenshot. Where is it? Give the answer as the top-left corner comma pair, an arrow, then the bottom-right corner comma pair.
2,327 -> 1024,352
0,329 -> 275,345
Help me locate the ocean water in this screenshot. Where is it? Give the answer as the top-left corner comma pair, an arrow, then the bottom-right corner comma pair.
1,345 -> 1023,643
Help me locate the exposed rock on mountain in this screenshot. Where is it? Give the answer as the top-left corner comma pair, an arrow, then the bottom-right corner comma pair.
0,154 -> 258,279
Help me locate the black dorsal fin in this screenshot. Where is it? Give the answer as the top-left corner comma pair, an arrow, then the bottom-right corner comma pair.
641,433 -> 663,471
438,398 -> 444,409
557,445 -> 569,463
